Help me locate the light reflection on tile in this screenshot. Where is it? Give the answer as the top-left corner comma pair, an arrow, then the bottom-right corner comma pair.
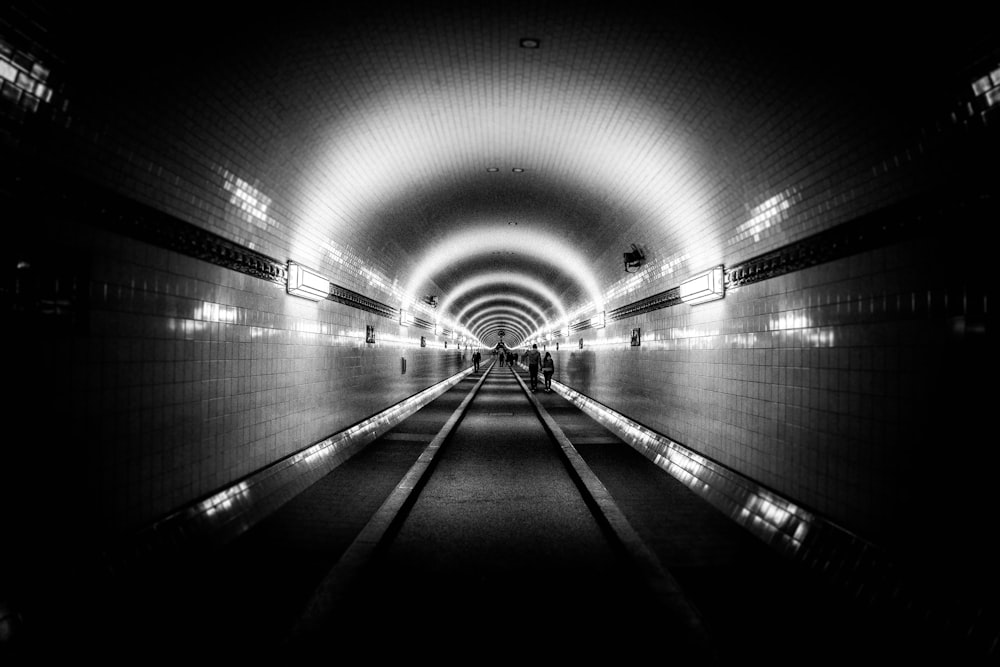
109,365 -> 475,572
551,378 -> 813,554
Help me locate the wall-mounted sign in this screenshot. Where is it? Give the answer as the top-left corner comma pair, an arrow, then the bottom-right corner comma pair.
630,328 -> 641,346
579,338 -> 584,349
366,325 -> 376,344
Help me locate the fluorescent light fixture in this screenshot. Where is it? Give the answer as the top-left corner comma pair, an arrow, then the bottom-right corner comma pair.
287,261 -> 330,301
595,311 -> 606,329
679,266 -> 725,305
400,310 -> 415,326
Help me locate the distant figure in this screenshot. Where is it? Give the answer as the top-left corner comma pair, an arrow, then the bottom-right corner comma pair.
473,350 -> 481,371
525,344 -> 542,391
541,351 -> 554,392
498,349 -> 505,366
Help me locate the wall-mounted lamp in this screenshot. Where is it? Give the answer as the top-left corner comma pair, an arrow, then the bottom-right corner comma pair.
679,265 -> 725,305
424,295 -> 438,308
624,245 -> 644,273
287,261 -> 330,301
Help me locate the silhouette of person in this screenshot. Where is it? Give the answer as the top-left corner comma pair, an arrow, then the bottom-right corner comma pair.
541,351 -> 554,391
525,344 -> 541,391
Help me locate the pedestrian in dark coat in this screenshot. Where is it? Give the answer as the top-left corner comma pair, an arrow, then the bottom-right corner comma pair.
541,351 -> 554,391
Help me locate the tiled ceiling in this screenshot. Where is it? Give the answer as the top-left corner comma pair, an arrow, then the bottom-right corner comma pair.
46,2 -> 992,346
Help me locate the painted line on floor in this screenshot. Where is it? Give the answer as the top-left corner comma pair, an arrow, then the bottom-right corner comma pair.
508,365 -> 716,654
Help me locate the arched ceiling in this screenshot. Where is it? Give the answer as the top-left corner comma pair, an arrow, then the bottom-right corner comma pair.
49,3 -> 991,348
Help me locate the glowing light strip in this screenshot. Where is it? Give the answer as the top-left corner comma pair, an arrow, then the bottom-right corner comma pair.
679,265 -> 725,305
187,366 -> 475,538
287,261 -> 332,301
547,379 -> 813,554
200,481 -> 250,517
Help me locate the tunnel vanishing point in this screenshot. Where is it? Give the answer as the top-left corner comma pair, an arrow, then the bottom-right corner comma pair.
1,2 -> 997,662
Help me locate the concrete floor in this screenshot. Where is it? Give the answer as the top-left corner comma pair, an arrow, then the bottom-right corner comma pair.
11,364 -> 974,663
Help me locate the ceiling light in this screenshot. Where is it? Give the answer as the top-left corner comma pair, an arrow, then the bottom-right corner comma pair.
512,167 -> 524,173
519,38 -> 540,48
486,167 -> 499,172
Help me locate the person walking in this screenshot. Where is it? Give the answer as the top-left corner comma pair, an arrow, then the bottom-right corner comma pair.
541,351 -> 554,392
525,344 -> 541,392
473,349 -> 481,371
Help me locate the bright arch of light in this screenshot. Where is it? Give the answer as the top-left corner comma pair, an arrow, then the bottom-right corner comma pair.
469,317 -> 533,341
436,272 -> 569,331
464,306 -> 541,336
454,294 -> 549,333
471,323 -> 531,346
475,324 -> 530,347
404,227 -> 604,315
284,24 -> 720,313
470,311 -> 533,335
468,312 -> 534,341
480,323 -> 526,344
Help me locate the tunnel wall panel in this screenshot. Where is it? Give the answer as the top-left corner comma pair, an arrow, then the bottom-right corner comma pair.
556,226 -> 988,552
6,218 -> 467,538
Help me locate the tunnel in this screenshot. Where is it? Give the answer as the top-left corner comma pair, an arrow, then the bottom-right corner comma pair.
1,1 -> 997,662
